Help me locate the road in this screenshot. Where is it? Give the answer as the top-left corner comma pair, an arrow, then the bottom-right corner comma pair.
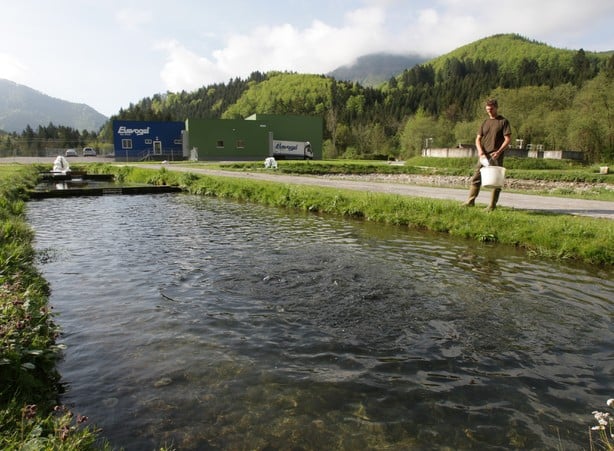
3,157 -> 612,220
148,164 -> 614,220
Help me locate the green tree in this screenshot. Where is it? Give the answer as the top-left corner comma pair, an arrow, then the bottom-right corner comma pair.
569,72 -> 614,161
568,116 -> 604,161
350,122 -> 391,157
571,49 -> 593,86
453,121 -> 478,147
543,110 -> 571,151
399,108 -> 437,157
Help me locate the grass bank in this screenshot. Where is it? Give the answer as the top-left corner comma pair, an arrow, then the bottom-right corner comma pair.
0,165 -> 106,449
88,164 -> 614,266
179,157 -> 614,201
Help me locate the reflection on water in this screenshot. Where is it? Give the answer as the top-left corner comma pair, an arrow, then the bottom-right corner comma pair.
27,194 -> 613,450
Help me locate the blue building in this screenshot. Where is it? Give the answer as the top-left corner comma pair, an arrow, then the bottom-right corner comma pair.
113,120 -> 185,161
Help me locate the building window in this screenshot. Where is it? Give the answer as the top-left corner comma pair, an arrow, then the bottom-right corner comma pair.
236,139 -> 245,149
121,139 -> 133,149
216,140 -> 224,148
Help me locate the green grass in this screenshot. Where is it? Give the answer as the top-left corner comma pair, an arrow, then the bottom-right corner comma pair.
0,165 -> 109,450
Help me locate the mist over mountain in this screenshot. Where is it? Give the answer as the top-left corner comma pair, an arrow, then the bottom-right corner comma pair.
0,79 -> 107,133
328,52 -> 431,86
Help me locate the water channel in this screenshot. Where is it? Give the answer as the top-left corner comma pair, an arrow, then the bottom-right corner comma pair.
27,193 -> 613,450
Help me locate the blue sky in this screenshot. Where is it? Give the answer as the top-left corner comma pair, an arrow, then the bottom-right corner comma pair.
1,0 -> 613,117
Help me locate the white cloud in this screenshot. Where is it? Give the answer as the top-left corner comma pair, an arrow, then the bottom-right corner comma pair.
157,5 -> 390,93
0,53 -> 28,81
418,9 -> 439,26
432,0 -> 614,48
158,40 -> 227,91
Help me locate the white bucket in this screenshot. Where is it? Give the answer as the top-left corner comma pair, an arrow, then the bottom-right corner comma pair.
480,166 -> 506,188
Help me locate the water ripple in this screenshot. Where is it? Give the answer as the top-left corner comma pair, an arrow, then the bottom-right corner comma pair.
27,194 -> 614,450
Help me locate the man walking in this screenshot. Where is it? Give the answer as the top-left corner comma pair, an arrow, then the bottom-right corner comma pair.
464,98 -> 512,210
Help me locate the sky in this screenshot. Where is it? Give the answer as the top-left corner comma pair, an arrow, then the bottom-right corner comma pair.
1,0 -> 613,117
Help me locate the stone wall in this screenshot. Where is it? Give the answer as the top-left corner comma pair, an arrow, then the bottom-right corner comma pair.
422,147 -> 585,161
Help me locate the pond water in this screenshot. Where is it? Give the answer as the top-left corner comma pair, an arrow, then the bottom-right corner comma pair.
27,193 -> 613,450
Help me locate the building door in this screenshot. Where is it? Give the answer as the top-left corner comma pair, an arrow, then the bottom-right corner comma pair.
153,140 -> 162,155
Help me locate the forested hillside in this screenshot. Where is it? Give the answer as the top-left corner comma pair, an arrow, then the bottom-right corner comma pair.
3,34 -> 613,162
108,34 -> 612,162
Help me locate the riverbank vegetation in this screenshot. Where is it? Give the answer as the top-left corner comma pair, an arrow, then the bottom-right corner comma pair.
0,165 -> 105,449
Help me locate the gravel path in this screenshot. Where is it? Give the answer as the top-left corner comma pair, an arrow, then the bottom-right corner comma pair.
3,157 -> 612,220
150,164 -> 614,220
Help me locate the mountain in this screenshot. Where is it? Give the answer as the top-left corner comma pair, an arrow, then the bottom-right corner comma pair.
328,52 -> 430,86
425,33 -> 608,74
0,79 -> 107,133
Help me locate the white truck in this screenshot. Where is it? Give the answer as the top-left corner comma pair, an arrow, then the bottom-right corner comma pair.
271,139 -> 313,160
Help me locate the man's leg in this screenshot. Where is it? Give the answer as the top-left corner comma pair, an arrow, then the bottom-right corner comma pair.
464,167 -> 481,206
486,188 -> 501,211
464,183 -> 480,206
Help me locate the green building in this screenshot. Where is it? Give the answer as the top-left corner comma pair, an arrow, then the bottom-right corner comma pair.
184,114 -> 322,161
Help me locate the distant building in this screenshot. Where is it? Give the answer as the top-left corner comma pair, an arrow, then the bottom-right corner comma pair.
185,114 -> 322,161
113,115 -> 323,162
184,118 -> 268,161
113,120 -> 184,161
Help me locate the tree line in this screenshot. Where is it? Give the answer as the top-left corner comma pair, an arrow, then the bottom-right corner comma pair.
0,123 -> 99,157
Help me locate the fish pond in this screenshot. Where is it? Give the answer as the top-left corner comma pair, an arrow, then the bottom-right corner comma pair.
27,193 -> 613,450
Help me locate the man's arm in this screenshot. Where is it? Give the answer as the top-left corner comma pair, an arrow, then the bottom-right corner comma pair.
491,134 -> 511,160
475,134 -> 485,157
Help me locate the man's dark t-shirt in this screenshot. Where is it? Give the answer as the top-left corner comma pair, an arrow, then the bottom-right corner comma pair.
479,115 -> 511,152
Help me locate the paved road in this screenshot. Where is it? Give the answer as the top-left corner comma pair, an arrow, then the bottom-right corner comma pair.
3,157 -> 612,220
148,164 -> 614,220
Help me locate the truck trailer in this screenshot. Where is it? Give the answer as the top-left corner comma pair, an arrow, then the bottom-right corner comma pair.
271,140 -> 313,160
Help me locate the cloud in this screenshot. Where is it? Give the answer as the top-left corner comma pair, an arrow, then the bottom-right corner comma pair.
418,8 -> 439,26
158,40 -> 228,91
431,0 -> 614,48
154,0 -> 614,98
0,53 -> 28,81
157,5 -> 390,93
